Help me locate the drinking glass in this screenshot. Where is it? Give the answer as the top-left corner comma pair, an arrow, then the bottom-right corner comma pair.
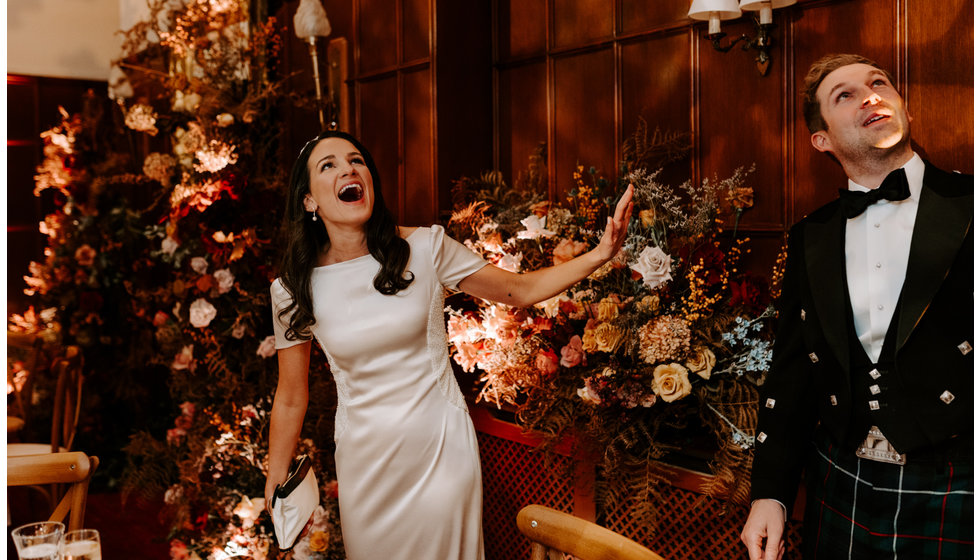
62,529 -> 101,560
11,521 -> 64,560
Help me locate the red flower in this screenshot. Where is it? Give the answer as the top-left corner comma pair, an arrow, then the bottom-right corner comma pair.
730,274 -> 770,312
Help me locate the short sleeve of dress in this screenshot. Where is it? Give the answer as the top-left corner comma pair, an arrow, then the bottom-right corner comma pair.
270,278 -> 306,350
428,225 -> 488,290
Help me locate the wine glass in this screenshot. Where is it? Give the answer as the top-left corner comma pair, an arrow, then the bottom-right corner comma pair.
62,529 -> 102,560
11,521 -> 64,560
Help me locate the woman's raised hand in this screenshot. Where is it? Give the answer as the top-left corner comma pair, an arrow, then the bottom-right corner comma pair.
594,183 -> 634,262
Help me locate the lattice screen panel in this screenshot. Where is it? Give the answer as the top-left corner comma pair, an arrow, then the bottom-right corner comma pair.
478,431 -> 576,560
601,487 -> 804,559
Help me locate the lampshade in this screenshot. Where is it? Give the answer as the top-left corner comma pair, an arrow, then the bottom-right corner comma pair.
688,0 -> 742,21
739,0 -> 797,10
294,0 -> 332,39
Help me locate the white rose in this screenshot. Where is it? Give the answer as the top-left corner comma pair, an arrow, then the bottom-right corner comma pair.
188,298 -> 217,328
630,245 -> 673,290
516,215 -> 556,239
190,256 -> 208,274
214,268 -> 235,294
216,113 -> 235,127
256,335 -> 276,358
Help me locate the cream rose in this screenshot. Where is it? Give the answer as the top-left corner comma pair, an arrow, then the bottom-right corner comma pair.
652,363 -> 692,402
581,319 -> 599,353
190,256 -> 208,274
630,245 -> 673,290
593,322 -> 624,353
188,298 -> 217,328
685,347 -> 717,380
596,297 -> 620,322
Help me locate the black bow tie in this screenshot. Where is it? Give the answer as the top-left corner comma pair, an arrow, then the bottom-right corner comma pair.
839,168 -> 911,219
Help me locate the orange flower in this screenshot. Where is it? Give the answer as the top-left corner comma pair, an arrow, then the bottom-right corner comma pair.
309,530 -> 330,552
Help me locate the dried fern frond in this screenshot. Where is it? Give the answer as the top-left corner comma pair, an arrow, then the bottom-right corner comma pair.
622,116 -> 692,171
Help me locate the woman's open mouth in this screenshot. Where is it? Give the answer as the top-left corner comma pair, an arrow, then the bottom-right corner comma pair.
338,183 -> 364,202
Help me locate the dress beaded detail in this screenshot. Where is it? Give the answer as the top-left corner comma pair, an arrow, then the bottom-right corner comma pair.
271,225 -> 488,559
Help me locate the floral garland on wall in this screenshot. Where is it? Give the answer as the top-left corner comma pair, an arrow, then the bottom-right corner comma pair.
19,0 -> 344,558
446,130 -> 780,523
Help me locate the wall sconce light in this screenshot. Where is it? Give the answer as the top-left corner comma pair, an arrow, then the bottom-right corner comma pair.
688,0 -> 796,76
294,0 -> 334,129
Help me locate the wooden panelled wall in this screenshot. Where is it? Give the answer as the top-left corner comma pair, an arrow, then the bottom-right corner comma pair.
327,0 -> 972,275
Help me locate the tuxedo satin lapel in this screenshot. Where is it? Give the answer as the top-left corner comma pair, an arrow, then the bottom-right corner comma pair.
897,171 -> 973,350
804,209 -> 850,369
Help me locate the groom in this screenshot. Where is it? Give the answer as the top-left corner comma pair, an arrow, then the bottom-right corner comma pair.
741,53 -> 973,559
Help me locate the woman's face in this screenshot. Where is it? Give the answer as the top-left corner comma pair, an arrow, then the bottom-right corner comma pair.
304,137 -> 375,229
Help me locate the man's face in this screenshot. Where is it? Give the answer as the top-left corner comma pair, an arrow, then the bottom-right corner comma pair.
810,63 -> 912,161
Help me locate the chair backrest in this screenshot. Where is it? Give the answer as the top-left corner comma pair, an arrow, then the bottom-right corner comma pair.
50,346 -> 84,453
517,505 -> 666,560
8,451 -> 100,531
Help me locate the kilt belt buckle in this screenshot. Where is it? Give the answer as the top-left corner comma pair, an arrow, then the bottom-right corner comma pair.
856,426 -> 906,465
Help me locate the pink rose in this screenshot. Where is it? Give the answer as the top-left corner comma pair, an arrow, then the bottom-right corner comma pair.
213,269 -> 235,294
560,335 -> 585,368
179,401 -> 196,417
256,335 -> 276,358
172,345 -> 195,371
552,238 -> 589,265
535,349 -> 559,377
166,428 -> 186,445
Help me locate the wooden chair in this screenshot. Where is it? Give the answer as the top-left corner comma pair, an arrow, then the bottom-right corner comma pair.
517,504 -> 666,560
8,346 -> 83,456
6,331 -> 50,434
8,451 -> 99,531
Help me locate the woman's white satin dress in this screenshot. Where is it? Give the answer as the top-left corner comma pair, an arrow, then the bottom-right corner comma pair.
272,226 -> 488,559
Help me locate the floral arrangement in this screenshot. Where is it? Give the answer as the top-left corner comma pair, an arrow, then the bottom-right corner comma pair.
20,1 -> 345,557
446,129 -> 778,521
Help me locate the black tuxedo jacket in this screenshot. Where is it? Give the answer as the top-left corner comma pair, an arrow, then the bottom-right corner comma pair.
750,162 -> 973,508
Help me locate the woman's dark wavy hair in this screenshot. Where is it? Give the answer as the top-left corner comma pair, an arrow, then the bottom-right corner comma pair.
277,130 -> 414,341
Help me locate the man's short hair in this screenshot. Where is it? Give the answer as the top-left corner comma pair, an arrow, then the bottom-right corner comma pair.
802,53 -> 896,134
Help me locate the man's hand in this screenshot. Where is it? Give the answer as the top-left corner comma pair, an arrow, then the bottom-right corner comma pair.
741,499 -> 786,560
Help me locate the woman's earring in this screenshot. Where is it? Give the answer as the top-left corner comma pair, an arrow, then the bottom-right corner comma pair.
311,212 -> 318,222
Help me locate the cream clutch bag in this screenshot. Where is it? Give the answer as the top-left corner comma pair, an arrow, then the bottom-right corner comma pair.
271,455 -> 319,550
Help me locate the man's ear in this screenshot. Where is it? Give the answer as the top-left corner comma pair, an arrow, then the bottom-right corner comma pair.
303,195 -> 318,212
811,131 -> 832,153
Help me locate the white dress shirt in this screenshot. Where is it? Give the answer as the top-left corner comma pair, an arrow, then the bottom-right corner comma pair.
844,153 -> 924,362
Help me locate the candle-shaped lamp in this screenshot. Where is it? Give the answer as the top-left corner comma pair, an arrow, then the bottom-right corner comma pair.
739,0 -> 797,25
294,0 -> 332,129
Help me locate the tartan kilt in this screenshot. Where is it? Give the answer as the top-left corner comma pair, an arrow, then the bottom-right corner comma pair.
802,427 -> 973,559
